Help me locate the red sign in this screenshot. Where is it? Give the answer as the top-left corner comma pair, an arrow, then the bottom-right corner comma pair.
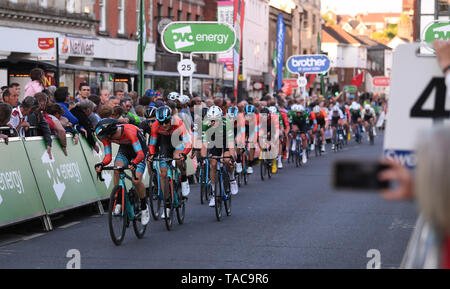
44,72 -> 55,88
282,79 -> 299,88
38,38 -> 55,50
373,77 -> 390,87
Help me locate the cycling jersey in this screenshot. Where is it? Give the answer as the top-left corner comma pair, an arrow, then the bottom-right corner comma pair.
202,116 -> 234,156
149,116 -> 192,156
100,124 -> 148,168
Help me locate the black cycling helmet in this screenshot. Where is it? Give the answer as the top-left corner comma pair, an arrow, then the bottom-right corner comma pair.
95,118 -> 119,139
145,106 -> 157,119
260,107 -> 270,114
245,105 -> 255,114
156,106 -> 172,123
202,107 -> 209,118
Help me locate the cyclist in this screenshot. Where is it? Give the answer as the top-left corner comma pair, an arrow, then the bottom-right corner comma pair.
326,106 -> 345,150
288,104 -> 312,164
94,118 -> 150,226
362,104 -> 377,141
147,106 -> 192,218
268,106 -> 285,169
243,105 -> 258,174
311,105 -> 327,152
349,101 -> 363,142
228,106 -> 245,174
139,106 -> 157,140
200,106 -> 238,207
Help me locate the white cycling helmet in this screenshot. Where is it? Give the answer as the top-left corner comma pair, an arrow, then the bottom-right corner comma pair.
351,102 -> 360,110
268,106 -> 278,114
180,94 -> 190,105
295,105 -> 305,112
313,105 -> 321,114
364,104 -> 371,110
332,106 -> 340,112
207,105 -> 223,120
291,104 -> 298,112
168,92 -> 179,101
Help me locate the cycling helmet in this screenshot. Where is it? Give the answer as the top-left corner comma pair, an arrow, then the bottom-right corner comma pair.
95,118 -> 119,139
351,102 -> 361,110
245,105 -> 255,114
227,106 -> 238,118
202,107 -> 209,118
364,104 -> 371,110
260,107 -> 270,114
207,105 -> 223,120
145,89 -> 157,98
167,92 -> 179,101
144,106 -> 157,119
180,94 -> 190,105
332,106 -> 340,113
268,106 -> 277,114
313,105 -> 321,114
294,105 -> 305,112
156,106 -> 172,123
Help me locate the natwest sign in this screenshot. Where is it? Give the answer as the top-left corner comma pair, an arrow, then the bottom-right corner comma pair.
61,37 -> 95,56
373,77 -> 390,87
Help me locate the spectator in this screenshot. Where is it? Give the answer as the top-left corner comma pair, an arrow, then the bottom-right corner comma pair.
139,95 -> 151,107
55,87 -> 79,127
0,103 -> 12,144
45,85 -> 57,102
115,89 -> 124,100
121,97 -> 140,124
99,89 -> 110,106
111,106 -> 128,124
71,100 -> 99,152
24,68 -> 45,97
47,103 -> 79,146
8,96 -> 39,140
26,92 -> 54,156
98,105 -> 113,119
76,82 -> 90,102
134,105 -> 145,122
9,83 -> 20,99
108,95 -> 120,108
2,88 -> 19,108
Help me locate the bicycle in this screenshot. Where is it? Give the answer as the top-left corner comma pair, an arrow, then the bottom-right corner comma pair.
152,157 -> 186,231
147,162 -> 161,220
208,155 -> 233,222
198,157 -> 212,205
98,166 -> 148,246
367,121 -> 375,145
260,148 -> 273,181
237,141 -> 250,186
332,125 -> 345,152
314,129 -> 323,157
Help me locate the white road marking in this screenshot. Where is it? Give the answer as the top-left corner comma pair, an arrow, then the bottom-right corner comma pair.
22,233 -> 45,241
58,221 -> 81,229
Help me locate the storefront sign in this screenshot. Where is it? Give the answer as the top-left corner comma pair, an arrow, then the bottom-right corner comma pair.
373,77 -> 391,87
343,85 -> 357,93
38,38 -> 56,61
61,38 -> 95,56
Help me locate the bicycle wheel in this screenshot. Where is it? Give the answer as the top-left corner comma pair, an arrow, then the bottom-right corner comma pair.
149,172 -> 161,220
236,172 -> 241,187
133,192 -> 148,239
369,126 -> 374,145
163,178 -> 174,231
260,159 -> 265,181
214,174 -> 223,222
108,186 -> 127,246
267,160 -> 272,179
222,171 -> 231,217
176,182 -> 185,225
200,168 -> 206,205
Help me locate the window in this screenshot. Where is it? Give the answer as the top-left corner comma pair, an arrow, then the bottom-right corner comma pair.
66,0 -> 75,13
99,0 -> 106,32
438,0 -> 449,16
303,11 -> 309,29
177,10 -> 182,21
118,0 -> 125,35
187,12 -> 191,21
168,7 -> 172,18
157,4 -> 162,19
312,14 -> 316,35
196,15 -> 201,21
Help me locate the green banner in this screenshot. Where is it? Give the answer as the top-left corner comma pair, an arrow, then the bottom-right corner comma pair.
24,136 -> 99,215
0,137 -> 47,227
344,85 -> 357,93
162,22 -> 236,53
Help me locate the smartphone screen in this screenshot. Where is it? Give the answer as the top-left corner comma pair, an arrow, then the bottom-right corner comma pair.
333,160 -> 390,190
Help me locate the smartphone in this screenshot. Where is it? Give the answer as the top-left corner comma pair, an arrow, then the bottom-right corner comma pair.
333,160 -> 391,190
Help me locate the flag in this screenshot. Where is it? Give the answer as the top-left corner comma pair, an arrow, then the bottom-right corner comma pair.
276,13 -> 285,91
137,0 -> 146,97
351,72 -> 364,87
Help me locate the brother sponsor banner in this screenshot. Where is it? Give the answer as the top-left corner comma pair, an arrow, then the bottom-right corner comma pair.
384,43 -> 449,167
0,138 -> 46,227
287,54 -> 331,74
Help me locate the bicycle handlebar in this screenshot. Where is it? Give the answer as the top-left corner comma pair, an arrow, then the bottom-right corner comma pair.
97,166 -> 138,182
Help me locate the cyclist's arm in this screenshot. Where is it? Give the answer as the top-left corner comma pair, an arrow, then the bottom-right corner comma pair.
100,139 -> 112,166
148,121 -> 159,155
123,127 -> 145,165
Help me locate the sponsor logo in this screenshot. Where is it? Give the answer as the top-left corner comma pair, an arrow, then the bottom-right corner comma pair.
384,150 -> 417,168
0,170 -> 25,205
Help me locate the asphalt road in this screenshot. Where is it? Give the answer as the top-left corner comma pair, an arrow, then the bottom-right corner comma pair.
0,133 -> 417,269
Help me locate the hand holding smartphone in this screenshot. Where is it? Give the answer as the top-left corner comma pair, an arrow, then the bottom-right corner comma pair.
333,159 -> 391,191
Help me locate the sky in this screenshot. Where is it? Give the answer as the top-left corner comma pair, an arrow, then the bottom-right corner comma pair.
321,0 -> 403,16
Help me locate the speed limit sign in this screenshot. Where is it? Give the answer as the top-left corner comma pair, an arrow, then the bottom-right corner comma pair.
384,43 -> 449,167
177,59 -> 196,77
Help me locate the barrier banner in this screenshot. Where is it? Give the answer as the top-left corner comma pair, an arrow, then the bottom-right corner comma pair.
0,137 -> 47,227
24,136 -> 99,214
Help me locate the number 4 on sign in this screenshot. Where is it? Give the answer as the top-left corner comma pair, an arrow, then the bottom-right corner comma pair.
410,77 -> 449,124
